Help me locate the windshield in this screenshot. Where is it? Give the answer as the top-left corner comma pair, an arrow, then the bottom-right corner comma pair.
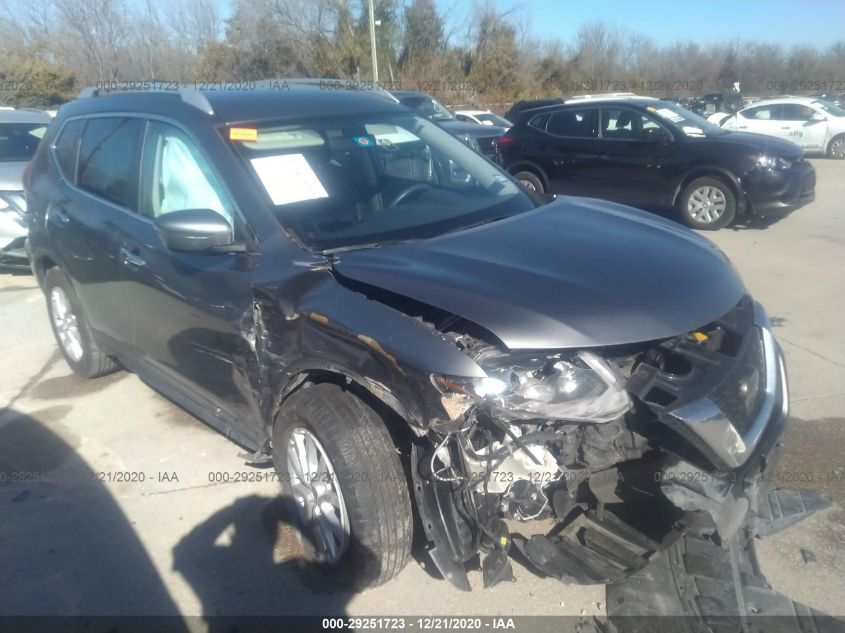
398,95 -> 455,121
476,113 -> 512,127
232,111 -> 534,252
647,102 -> 727,137
0,122 -> 47,162
814,100 -> 845,117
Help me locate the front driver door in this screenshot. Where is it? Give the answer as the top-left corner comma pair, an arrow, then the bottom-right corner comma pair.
121,119 -> 263,444
777,104 -> 828,152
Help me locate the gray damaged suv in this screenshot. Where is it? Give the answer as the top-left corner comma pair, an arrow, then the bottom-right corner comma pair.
24,84 -> 826,603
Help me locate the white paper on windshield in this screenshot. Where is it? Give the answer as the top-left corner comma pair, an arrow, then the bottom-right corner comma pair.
654,108 -> 684,123
250,154 -> 328,205
682,125 -> 705,137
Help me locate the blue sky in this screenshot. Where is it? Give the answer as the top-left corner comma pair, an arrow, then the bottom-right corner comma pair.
440,0 -> 845,48
212,0 -> 844,49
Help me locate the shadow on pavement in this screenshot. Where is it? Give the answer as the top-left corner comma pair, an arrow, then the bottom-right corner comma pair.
0,407 -> 186,622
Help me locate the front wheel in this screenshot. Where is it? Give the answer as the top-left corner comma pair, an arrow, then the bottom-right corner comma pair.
678,177 -> 736,230
272,383 -> 412,588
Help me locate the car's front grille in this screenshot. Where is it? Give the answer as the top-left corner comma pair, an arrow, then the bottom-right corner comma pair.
711,329 -> 767,435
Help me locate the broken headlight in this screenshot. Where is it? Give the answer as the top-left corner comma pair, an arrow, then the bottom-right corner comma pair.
433,351 -> 631,423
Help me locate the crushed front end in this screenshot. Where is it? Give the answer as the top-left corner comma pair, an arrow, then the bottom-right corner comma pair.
412,296 -> 813,590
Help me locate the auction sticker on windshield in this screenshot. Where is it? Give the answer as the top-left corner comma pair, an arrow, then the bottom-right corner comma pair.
250,154 -> 329,205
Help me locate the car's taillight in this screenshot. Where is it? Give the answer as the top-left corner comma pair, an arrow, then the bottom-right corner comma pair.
496,135 -> 514,146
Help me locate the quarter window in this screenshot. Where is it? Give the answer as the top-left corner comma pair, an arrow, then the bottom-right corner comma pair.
545,109 -> 598,138
78,117 -> 144,210
140,121 -> 234,227
53,119 -> 85,183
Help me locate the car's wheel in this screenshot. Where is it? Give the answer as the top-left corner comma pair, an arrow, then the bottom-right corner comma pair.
678,176 -> 736,230
513,170 -> 544,193
272,382 -> 412,588
44,267 -> 118,378
826,134 -> 845,158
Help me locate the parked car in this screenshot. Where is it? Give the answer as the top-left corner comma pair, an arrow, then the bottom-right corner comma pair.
504,98 -> 565,123
390,90 -> 506,158
689,92 -> 744,117
497,96 -> 816,229
26,83 -> 809,596
1,108 -> 52,269
454,109 -> 512,128
717,96 -> 845,158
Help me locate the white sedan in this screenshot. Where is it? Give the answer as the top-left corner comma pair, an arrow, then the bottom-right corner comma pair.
454,109 -> 513,128
718,97 -> 845,157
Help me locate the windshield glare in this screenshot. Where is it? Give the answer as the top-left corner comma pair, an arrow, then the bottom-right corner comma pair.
0,122 -> 47,162
814,100 -> 845,117
648,102 -> 726,137
234,112 -> 532,252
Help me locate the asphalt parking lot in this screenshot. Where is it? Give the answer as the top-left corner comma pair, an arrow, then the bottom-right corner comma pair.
1,159 -> 843,621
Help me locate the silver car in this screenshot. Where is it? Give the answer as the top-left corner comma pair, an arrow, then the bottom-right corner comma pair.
1,108 -> 52,269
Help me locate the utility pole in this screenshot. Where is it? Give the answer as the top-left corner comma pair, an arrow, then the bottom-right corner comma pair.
368,0 -> 379,83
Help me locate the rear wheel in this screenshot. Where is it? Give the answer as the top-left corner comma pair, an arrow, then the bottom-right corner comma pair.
827,134 -> 845,158
272,383 -> 412,588
44,267 -> 118,378
513,170 -> 544,193
678,176 -> 736,230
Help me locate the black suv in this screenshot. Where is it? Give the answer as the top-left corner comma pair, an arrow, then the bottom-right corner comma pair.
497,96 -> 816,229
25,83 -> 805,594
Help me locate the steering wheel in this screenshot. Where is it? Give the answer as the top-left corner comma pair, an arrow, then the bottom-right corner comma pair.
388,183 -> 432,208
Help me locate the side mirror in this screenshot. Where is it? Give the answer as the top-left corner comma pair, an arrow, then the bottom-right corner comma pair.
808,112 -> 826,123
154,209 -> 234,252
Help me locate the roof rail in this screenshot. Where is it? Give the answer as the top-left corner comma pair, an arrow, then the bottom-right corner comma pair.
264,77 -> 400,103
566,92 -> 642,100
77,85 -> 214,115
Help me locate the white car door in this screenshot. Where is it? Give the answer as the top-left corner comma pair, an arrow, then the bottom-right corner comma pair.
732,104 -> 786,140
778,103 -> 827,151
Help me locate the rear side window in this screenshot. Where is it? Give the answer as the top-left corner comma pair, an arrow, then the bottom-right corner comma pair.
546,108 -> 598,138
78,117 -> 144,210
743,105 -> 781,120
53,119 -> 85,183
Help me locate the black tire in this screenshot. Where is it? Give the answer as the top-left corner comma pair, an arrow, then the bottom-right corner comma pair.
513,170 -> 545,193
826,134 -> 845,159
272,382 -> 412,588
678,176 -> 736,230
44,267 -> 118,378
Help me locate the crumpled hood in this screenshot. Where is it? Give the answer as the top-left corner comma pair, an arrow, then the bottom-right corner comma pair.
333,197 -> 746,350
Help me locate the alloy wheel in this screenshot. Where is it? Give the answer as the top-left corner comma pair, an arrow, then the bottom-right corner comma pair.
286,427 -> 351,563
688,185 -> 727,224
50,287 -> 84,362
830,137 -> 845,158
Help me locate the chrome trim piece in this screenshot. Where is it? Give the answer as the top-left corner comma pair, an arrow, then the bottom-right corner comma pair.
668,323 -> 783,469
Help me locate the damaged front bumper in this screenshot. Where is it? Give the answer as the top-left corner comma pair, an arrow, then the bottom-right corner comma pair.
411,300 -> 829,591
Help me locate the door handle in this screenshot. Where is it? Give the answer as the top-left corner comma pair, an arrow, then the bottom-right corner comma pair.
738,125 -> 747,129
53,206 -> 71,224
120,247 -> 146,268
780,126 -> 791,129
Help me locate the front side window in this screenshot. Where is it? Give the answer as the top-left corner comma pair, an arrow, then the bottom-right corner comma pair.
778,104 -> 815,121
232,111 -> 533,251
140,121 -> 234,227
546,108 -> 598,138
78,117 -> 144,210
0,121 -> 48,162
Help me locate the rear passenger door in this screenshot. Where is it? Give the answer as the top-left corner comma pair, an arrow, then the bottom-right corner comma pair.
48,116 -> 144,352
534,106 -> 601,195
119,119 -> 262,444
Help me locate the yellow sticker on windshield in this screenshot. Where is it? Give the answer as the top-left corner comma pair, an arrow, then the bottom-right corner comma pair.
229,127 -> 258,141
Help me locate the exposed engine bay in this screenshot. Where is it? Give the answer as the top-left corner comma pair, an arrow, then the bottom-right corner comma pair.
410,297 -> 827,590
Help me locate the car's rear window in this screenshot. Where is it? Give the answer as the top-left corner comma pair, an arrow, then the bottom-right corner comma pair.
0,122 -> 48,162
